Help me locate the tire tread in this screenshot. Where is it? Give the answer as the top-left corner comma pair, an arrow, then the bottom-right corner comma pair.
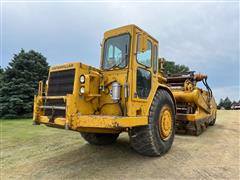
129,89 -> 175,156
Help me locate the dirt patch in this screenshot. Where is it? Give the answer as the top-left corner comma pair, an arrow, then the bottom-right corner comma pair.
1,110 -> 240,179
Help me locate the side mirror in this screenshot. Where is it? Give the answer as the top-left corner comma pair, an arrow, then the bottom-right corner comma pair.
158,58 -> 165,72
138,33 -> 148,53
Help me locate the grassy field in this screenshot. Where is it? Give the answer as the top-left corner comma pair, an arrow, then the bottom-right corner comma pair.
1,110 -> 240,179
1,119 -> 83,171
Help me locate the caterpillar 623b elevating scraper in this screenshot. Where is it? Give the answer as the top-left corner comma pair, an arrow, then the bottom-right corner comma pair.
33,25 -> 217,156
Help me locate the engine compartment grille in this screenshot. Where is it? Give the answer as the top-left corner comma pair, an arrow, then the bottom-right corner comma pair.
44,99 -> 66,120
47,69 -> 75,96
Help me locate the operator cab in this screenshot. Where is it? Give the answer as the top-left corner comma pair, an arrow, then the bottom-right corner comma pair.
100,25 -> 163,103
97,25 -> 168,119
101,24 -> 159,72
102,33 -> 130,70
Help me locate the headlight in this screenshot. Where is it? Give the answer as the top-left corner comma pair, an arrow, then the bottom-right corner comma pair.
80,75 -> 85,83
80,87 -> 85,94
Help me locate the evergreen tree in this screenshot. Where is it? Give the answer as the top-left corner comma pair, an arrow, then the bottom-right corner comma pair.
217,98 -> 224,109
222,97 -> 232,110
163,61 -> 190,74
0,66 -> 3,74
231,100 -> 237,105
0,66 -> 3,87
0,49 -> 49,118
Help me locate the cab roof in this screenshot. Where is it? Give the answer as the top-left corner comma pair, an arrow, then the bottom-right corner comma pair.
103,24 -> 158,43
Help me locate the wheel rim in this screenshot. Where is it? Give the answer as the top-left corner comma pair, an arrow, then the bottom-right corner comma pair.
159,106 -> 172,140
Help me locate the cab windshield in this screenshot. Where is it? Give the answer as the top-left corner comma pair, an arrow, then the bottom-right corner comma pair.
102,34 -> 130,70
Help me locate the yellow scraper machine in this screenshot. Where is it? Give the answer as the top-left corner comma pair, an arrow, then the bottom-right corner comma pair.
166,71 -> 217,135
33,25 -> 217,156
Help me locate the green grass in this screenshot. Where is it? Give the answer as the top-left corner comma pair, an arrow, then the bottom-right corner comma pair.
1,119 -> 65,139
1,119 -> 83,170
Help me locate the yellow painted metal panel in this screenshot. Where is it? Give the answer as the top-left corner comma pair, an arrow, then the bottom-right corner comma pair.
76,115 -> 148,128
37,115 -> 148,130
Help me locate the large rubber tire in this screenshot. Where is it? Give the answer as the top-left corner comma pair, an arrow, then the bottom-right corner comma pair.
80,132 -> 119,145
129,89 -> 175,156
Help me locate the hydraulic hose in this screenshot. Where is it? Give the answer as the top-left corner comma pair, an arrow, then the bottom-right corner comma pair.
202,78 -> 213,104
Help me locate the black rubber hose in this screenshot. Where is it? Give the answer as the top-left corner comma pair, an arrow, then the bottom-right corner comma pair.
202,78 -> 212,101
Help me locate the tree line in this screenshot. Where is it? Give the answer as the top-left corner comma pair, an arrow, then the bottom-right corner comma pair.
217,97 -> 240,110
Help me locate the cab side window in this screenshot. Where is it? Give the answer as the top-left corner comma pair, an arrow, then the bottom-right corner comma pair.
137,34 -> 152,68
136,68 -> 151,99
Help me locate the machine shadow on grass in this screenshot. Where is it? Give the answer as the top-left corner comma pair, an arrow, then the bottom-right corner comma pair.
32,137 -> 154,178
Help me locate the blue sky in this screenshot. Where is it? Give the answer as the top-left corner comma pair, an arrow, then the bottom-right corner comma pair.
1,1 -> 239,102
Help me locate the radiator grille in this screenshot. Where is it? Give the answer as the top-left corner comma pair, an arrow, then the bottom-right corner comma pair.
44,99 -> 66,119
47,69 -> 75,96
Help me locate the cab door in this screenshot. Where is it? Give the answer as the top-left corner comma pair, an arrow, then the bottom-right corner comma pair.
129,28 -> 160,117
132,31 -> 154,103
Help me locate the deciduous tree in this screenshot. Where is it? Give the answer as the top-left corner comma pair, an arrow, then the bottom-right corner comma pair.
163,60 -> 190,74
